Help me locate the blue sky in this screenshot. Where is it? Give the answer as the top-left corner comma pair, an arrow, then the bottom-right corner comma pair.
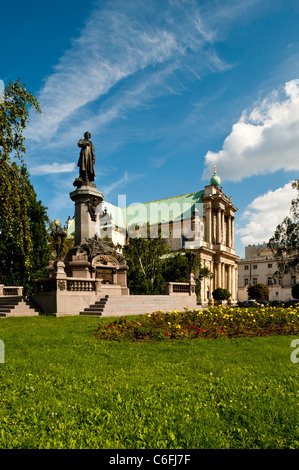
1,0 -> 299,258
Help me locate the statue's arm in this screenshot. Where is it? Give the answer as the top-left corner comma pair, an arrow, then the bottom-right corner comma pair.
78,139 -> 90,148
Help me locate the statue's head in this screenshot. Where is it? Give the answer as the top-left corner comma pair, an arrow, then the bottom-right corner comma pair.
84,131 -> 91,139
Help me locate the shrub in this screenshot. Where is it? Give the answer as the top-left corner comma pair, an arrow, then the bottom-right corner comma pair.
212,287 -> 231,302
248,283 -> 269,300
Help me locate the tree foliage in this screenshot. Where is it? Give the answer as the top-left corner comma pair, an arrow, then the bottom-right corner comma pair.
162,251 -> 212,298
268,180 -> 299,274
48,220 -> 74,261
0,79 -> 49,294
0,79 -> 41,163
212,287 -> 231,302
123,224 -> 213,296
123,232 -> 170,295
0,163 -> 50,293
247,283 -> 269,300
162,252 -> 190,283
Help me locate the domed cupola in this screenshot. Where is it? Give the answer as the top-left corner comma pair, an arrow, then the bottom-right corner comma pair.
210,166 -> 221,187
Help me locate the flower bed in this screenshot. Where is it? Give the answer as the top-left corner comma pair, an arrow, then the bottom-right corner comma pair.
94,304 -> 299,342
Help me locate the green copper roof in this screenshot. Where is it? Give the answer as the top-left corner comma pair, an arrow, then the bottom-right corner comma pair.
123,190 -> 204,228
67,218 -> 75,236
67,190 -> 204,236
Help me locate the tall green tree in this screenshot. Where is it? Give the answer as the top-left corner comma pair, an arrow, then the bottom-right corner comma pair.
0,79 -> 41,162
162,252 -> 189,283
124,222 -> 213,296
268,180 -> 299,274
162,251 -> 212,298
123,232 -> 170,295
0,79 -> 49,294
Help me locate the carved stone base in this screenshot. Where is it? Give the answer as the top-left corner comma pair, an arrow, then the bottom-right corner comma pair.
69,185 -> 104,246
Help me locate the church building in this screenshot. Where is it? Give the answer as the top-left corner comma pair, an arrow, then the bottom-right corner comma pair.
67,167 -> 239,305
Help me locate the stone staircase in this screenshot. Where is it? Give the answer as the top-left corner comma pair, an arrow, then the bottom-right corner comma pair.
0,296 -> 40,317
79,295 -> 109,316
80,294 -> 199,317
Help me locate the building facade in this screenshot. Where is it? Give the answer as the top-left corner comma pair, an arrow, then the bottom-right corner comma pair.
67,168 -> 240,305
238,243 -> 298,302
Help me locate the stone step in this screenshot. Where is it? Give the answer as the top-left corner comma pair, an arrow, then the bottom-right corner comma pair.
79,297 -> 108,316
0,300 -> 21,306
0,296 -> 40,317
81,311 -> 103,316
83,307 -> 104,312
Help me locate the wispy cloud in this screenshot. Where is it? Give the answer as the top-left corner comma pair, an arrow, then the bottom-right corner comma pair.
101,171 -> 144,197
203,79 -> 299,182
25,5 -> 180,143
24,0 -> 237,147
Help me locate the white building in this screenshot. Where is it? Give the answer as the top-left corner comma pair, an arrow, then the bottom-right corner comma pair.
67,168 -> 239,305
238,243 -> 298,302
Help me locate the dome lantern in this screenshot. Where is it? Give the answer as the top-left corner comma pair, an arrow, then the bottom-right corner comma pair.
210,166 -> 221,187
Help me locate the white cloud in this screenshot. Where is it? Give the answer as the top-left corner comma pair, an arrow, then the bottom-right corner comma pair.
236,181 -> 297,246
30,162 -> 76,175
203,79 -> 299,182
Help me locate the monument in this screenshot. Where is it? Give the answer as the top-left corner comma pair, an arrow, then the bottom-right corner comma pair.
32,133 -> 198,316
33,133 -> 129,315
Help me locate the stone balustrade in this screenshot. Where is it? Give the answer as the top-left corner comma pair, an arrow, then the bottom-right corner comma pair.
34,277 -> 101,294
0,285 -> 23,296
164,282 -> 195,295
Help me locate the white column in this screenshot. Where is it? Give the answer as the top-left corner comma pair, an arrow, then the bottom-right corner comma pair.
216,209 -> 221,244
221,211 -> 225,245
206,206 -> 212,244
228,265 -> 233,298
231,217 -> 235,249
217,263 -> 221,289
227,215 -> 231,247
221,263 -> 225,289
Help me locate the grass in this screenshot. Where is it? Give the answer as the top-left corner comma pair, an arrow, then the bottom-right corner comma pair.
0,314 -> 298,449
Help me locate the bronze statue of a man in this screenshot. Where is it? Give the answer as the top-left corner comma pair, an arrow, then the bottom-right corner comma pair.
77,132 -> 96,184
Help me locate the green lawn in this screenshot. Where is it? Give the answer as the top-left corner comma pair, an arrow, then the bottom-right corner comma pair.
0,315 -> 298,449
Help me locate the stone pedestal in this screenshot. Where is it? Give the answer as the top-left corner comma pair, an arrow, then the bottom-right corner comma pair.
70,183 -> 103,246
